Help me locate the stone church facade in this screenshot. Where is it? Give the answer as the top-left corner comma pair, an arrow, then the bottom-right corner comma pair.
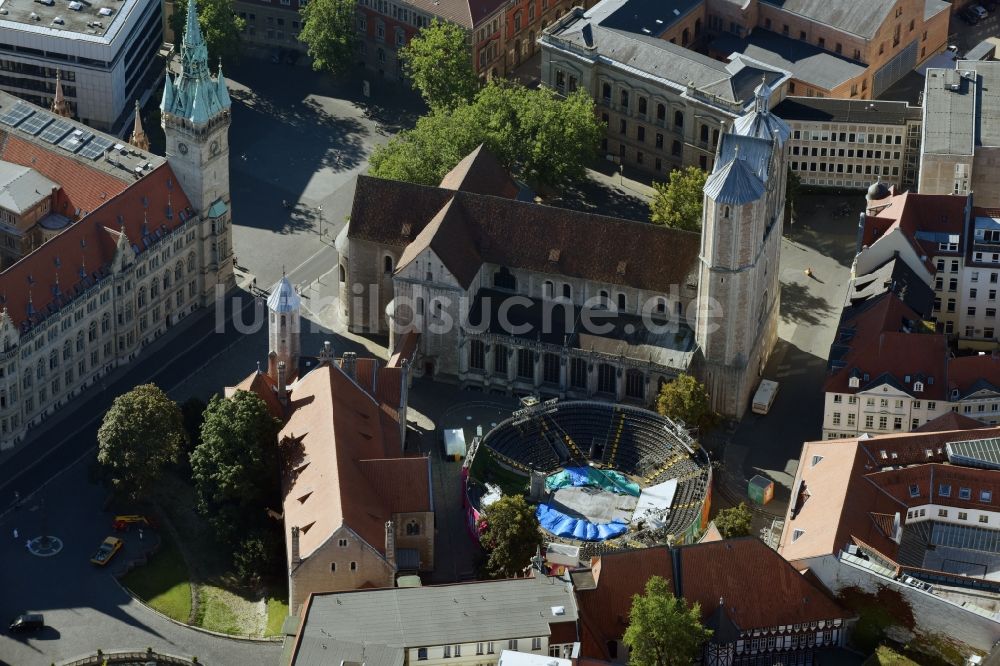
341,83 -> 787,418
0,0 -> 234,449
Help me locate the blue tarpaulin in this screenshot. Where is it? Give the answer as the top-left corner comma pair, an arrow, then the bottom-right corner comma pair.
536,504 -> 630,541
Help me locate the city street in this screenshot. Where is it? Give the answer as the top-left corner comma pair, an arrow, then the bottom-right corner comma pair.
717,194 -> 859,518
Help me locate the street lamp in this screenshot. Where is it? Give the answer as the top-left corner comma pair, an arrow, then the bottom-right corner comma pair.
316,205 -> 324,239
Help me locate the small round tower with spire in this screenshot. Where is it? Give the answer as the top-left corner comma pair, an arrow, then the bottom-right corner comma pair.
267,274 -> 301,384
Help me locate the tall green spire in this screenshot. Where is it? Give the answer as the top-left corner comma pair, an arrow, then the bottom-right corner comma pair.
180,0 -> 210,81
161,0 -> 231,124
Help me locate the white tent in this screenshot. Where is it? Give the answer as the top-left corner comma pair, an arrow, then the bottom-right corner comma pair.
630,479 -> 678,529
443,428 -> 467,460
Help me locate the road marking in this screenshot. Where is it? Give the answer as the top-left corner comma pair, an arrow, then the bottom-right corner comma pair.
0,297 -> 258,497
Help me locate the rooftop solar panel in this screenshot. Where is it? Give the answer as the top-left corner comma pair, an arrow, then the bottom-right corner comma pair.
39,119 -> 73,144
0,103 -> 35,127
947,437 -> 1000,470
79,136 -> 114,160
58,129 -> 94,153
18,113 -> 54,136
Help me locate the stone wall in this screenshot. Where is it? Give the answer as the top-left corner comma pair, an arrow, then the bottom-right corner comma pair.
806,553 -> 1000,654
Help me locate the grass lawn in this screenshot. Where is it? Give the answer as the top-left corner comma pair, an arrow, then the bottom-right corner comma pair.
121,533 -> 192,623
864,646 -> 921,666
266,593 -> 290,636
197,584 -> 259,636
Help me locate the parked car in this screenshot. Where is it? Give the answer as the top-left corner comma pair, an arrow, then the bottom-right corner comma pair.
970,4 -> 989,19
90,536 -> 123,566
8,614 -> 44,633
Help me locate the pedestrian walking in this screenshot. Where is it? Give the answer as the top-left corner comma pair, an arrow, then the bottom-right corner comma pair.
12,528 -> 18,539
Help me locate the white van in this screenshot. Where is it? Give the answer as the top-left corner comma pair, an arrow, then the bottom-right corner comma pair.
752,379 -> 779,415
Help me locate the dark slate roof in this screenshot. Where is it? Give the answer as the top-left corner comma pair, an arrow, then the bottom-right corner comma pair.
773,97 -> 922,125
710,29 -> 866,91
716,132 -> 774,183
845,257 -> 935,318
545,15 -> 787,107
349,176 -> 701,293
598,0 -> 702,37
759,0 -> 895,39
704,157 -> 765,204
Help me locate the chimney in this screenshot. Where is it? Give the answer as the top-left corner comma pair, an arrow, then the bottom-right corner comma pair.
342,351 -> 357,381
385,520 -> 396,570
268,350 -> 278,381
291,525 -> 301,564
278,361 -> 288,403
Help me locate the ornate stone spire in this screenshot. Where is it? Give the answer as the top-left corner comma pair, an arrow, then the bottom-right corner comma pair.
51,71 -> 71,118
130,101 -> 150,151
161,0 -> 231,125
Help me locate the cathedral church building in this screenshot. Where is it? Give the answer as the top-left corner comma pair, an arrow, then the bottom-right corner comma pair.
341,82 -> 788,418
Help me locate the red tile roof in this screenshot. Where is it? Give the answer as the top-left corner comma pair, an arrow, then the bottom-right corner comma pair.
439,145 -> 520,199
782,424 -> 1000,564
281,361 -> 427,564
0,164 -> 193,330
226,370 -> 285,419
862,191 -> 969,265
0,132 -> 130,218
948,354 -> 1000,397
577,546 -> 673,660
576,540 -> 851,659
678,539 -> 851,630
914,412 -> 986,432
824,292 -> 947,398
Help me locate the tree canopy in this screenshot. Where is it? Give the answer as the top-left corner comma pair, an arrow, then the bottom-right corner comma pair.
400,19 -> 479,111
655,373 -> 714,431
298,0 -> 357,74
477,494 -> 543,578
97,384 -> 187,499
369,83 -> 602,190
170,0 -> 245,63
623,576 -> 713,666
190,391 -> 282,547
649,166 -> 708,232
714,502 -> 754,538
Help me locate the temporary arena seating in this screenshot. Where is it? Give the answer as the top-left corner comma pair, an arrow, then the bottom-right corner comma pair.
478,401 -> 711,544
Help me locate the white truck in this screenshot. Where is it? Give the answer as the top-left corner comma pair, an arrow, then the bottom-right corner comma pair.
751,379 -> 780,415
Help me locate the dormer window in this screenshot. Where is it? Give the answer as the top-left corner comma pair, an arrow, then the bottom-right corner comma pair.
982,490 -> 993,503
909,484 -> 920,497
959,487 -> 972,500
952,389 -> 960,399
939,484 -> 951,497
914,381 -> 924,392
849,377 -> 860,388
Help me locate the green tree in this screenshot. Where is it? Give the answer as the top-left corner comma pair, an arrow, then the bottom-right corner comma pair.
170,0 -> 246,62
298,0 -> 357,74
190,391 -> 282,546
97,384 -> 187,499
649,166 -> 708,231
477,494 -> 543,578
401,19 -> 478,111
623,576 -> 712,666
655,373 -> 714,430
369,83 -> 602,189
714,502 -> 753,538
